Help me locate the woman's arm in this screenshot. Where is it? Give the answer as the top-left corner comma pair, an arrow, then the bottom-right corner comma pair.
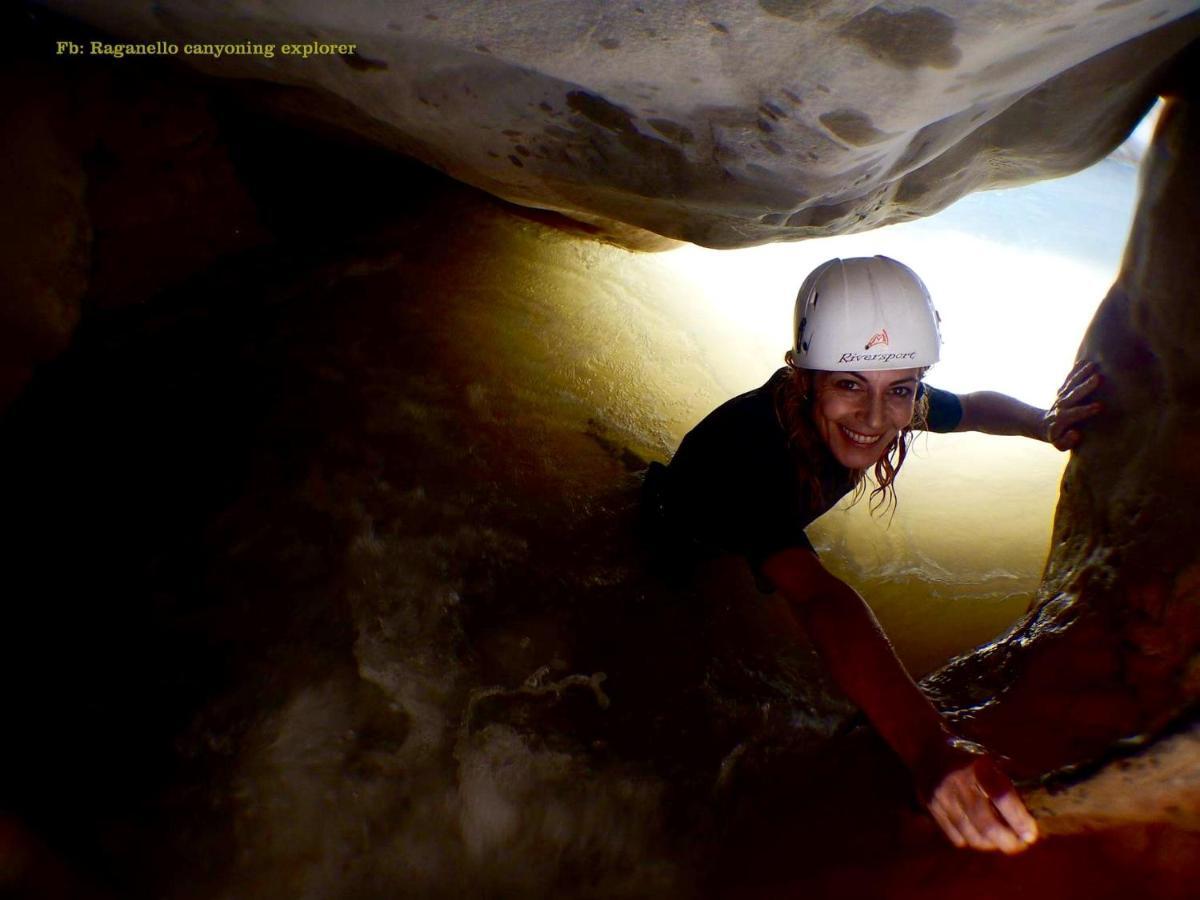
954,391 -> 1046,440
761,546 -> 1039,854
953,360 -> 1102,450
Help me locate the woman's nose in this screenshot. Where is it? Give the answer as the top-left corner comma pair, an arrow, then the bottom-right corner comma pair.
864,391 -> 887,430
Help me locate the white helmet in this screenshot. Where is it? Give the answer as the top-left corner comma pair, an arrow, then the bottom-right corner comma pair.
791,256 -> 941,371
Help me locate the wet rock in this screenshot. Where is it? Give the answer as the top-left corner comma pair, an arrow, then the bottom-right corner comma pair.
0,40 -> 266,408
0,64 -> 88,409
923,83 -> 1200,783
80,67 -> 268,310
1027,721 -> 1200,835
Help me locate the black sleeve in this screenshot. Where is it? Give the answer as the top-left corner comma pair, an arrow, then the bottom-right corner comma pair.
917,384 -> 963,433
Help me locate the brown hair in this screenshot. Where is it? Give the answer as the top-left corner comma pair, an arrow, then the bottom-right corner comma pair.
773,353 -> 929,516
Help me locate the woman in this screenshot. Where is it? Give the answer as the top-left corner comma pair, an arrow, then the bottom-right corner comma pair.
646,256 -> 1102,854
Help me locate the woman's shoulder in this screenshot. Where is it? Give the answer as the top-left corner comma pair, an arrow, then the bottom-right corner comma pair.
672,372 -> 792,472
697,368 -> 787,430
686,367 -> 787,441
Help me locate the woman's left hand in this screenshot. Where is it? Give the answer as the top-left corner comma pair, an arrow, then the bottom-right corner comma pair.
1043,360 -> 1103,450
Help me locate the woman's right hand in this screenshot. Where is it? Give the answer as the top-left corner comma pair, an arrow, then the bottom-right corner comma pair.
915,734 -> 1039,854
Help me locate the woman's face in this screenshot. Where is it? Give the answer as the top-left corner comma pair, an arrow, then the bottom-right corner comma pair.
809,368 -> 921,469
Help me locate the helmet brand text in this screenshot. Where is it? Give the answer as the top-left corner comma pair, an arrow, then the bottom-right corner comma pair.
837,351 -> 918,364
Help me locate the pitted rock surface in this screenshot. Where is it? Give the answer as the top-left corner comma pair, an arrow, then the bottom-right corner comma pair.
43,0 -> 1200,247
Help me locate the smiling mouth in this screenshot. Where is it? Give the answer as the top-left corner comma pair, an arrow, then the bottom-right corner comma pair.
839,425 -> 883,447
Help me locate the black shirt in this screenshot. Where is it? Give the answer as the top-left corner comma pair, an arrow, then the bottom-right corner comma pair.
652,368 -> 963,576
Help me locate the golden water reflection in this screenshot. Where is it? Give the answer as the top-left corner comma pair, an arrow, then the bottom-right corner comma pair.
810,432 -> 1070,675
472,202 -> 1079,679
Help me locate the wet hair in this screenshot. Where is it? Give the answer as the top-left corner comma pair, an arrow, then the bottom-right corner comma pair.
773,351 -> 929,516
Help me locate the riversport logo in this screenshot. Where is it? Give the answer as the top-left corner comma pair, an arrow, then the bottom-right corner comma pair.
865,329 -> 889,350
837,350 -> 917,364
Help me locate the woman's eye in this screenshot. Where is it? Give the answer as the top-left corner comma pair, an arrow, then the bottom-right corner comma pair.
890,386 -> 913,398
837,380 -> 861,391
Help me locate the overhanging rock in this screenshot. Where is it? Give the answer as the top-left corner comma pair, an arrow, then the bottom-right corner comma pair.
39,0 -> 1200,247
